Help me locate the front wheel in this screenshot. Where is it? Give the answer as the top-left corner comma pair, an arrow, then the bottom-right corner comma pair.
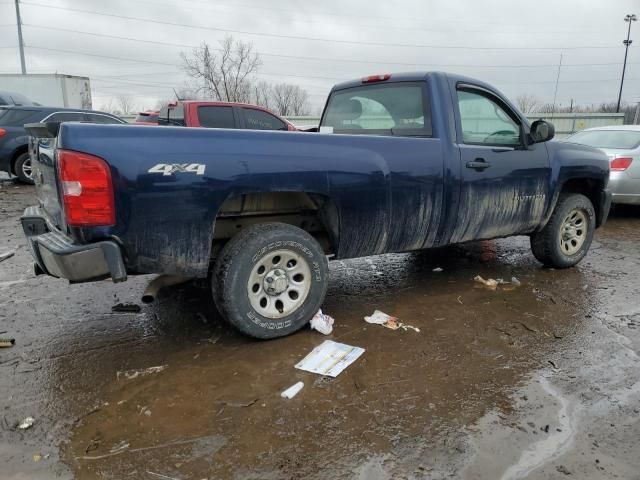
15,153 -> 34,184
212,223 -> 329,339
530,193 -> 595,268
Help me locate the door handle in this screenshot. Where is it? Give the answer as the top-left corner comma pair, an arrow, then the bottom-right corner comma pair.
466,158 -> 491,170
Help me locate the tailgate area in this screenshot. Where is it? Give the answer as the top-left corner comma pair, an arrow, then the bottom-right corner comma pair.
21,205 -> 127,283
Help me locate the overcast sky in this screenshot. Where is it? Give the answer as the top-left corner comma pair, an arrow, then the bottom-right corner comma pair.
0,0 -> 638,113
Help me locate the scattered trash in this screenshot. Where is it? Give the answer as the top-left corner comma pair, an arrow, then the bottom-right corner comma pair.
85,436 -> 102,454
33,454 -> 41,462
457,296 -> 463,304
281,381 -> 304,399
0,250 -> 14,263
518,322 -> 538,333
147,472 -> 179,480
432,267 -> 443,272
548,360 -> 560,370
17,417 -> 35,430
109,440 -> 130,454
0,338 -> 15,348
474,275 -> 498,290
200,334 -> 221,345
310,309 -> 334,335
111,303 -> 141,313
511,277 -> 521,287
117,365 -> 167,380
216,398 -> 258,408
364,310 -> 420,332
295,340 -> 365,378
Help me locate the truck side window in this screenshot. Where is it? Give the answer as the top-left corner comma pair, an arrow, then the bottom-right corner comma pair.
457,89 -> 521,146
321,82 -> 431,137
198,106 -> 235,128
242,108 -> 287,131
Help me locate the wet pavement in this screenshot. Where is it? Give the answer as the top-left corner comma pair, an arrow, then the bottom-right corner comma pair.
1,177 -> 639,479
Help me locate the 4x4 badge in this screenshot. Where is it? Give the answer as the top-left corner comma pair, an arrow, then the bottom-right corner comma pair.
148,163 -> 206,176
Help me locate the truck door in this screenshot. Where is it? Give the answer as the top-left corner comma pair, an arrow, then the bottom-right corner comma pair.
450,84 -> 550,243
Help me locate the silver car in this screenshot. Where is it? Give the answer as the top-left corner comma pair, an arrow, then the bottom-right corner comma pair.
564,125 -> 640,205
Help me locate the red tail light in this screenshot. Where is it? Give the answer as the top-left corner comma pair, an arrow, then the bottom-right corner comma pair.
362,73 -> 391,83
0,128 -> 6,137
57,149 -> 115,226
611,157 -> 633,171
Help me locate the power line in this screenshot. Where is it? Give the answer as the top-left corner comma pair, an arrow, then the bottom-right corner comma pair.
22,24 -> 640,70
25,45 -> 640,86
19,1 -> 621,51
126,0 -> 598,37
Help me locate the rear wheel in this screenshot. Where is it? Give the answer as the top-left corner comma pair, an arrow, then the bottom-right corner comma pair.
212,222 -> 328,339
530,193 -> 595,268
14,153 -> 34,184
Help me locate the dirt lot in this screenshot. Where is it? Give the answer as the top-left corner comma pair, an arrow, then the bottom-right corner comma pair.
1,177 -> 639,479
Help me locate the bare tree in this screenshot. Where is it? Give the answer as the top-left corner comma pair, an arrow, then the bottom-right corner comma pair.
252,81 -> 273,109
270,83 -> 310,116
116,95 -> 136,115
515,94 -> 541,114
98,98 -> 115,113
181,36 -> 261,103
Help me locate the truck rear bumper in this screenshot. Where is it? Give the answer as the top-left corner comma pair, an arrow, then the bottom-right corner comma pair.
21,206 -> 127,283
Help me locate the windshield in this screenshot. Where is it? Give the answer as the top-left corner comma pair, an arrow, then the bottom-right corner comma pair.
0,108 -> 38,126
321,82 -> 431,136
565,130 -> 640,149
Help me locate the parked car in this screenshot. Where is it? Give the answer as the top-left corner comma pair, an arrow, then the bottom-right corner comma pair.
158,101 -> 296,131
134,111 -> 159,125
0,90 -> 38,106
22,72 -> 611,339
563,125 -> 640,205
0,106 -> 124,183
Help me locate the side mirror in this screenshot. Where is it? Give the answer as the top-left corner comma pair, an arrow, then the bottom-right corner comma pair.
529,120 -> 555,144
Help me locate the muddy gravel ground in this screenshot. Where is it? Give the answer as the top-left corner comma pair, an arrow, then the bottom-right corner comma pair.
1,178 -> 640,480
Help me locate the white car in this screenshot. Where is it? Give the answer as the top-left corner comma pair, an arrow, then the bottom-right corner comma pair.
564,125 -> 640,205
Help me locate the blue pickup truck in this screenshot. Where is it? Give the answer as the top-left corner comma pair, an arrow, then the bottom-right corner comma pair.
21,72 -> 611,338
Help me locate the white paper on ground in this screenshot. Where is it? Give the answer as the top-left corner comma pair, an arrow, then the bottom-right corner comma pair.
281,381 -> 304,399
295,340 -> 365,377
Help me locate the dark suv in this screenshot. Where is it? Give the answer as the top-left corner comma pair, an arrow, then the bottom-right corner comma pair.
0,106 -> 124,183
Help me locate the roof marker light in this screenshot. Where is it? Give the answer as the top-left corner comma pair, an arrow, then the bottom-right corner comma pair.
362,74 -> 391,83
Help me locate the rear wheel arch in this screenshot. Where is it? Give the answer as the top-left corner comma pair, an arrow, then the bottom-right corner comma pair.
209,191 -> 341,260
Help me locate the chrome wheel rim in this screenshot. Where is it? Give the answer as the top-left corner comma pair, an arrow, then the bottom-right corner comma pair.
247,249 -> 311,319
22,158 -> 33,179
559,209 -> 587,256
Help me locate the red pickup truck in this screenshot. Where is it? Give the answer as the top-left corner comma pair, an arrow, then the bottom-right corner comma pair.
157,101 -> 296,131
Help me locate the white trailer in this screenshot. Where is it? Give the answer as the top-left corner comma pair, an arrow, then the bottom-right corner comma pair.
0,74 -> 92,109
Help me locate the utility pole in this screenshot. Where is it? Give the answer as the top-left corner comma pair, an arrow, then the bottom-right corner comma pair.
617,14 -> 637,113
14,0 -> 26,74
551,53 -> 563,118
